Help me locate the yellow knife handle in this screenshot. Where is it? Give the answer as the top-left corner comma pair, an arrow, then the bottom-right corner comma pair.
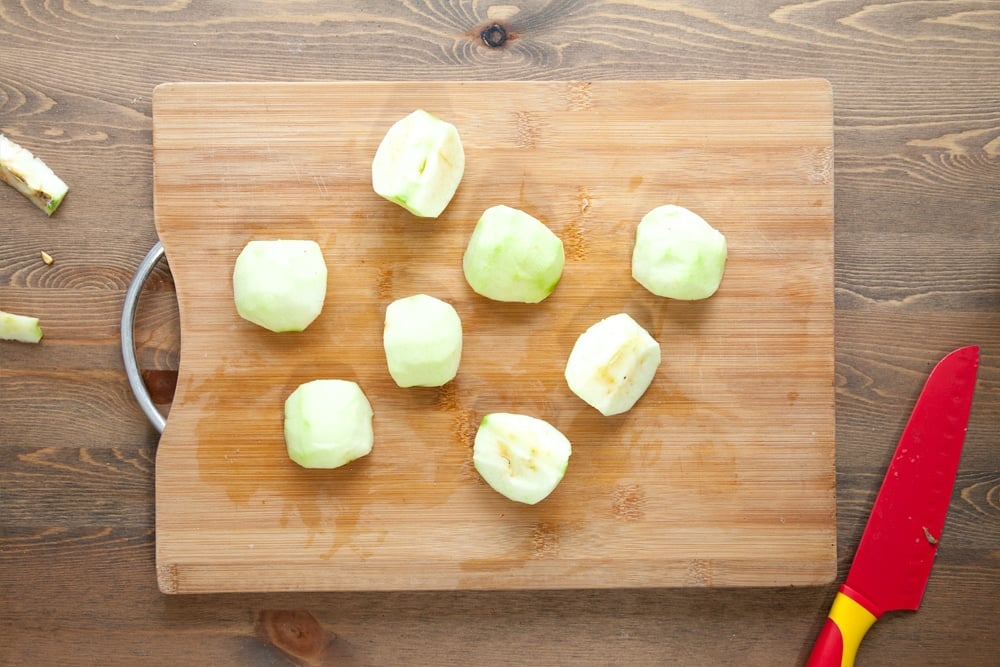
806,586 -> 880,666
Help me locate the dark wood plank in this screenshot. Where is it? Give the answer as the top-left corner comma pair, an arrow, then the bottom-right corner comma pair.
0,445 -> 154,526
1,0 -> 997,664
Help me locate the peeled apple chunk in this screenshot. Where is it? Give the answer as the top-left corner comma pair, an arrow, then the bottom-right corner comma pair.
631,204 -> 727,300
383,294 -> 463,388
371,109 -> 465,218
232,240 -> 327,333
283,379 -> 374,469
564,313 -> 661,416
462,205 -> 565,303
0,310 -> 43,343
0,134 -> 69,216
473,413 -> 572,505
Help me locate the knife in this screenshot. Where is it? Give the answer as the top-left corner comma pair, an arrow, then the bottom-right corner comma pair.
806,345 -> 980,667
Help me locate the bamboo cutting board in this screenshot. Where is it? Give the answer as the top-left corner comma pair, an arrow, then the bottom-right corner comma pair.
151,80 -> 835,594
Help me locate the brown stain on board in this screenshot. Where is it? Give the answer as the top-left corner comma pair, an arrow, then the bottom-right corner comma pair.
189,367 -> 374,559
280,463 -> 372,560
191,375 -> 267,506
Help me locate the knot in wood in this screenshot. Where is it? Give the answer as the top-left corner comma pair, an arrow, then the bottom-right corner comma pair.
256,609 -> 329,662
481,23 -> 508,48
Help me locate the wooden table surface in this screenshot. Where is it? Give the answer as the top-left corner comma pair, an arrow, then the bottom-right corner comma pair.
1,2 -> 997,665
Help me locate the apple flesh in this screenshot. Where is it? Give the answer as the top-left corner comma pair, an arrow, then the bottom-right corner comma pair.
232,240 -> 327,333
283,379 -> 374,469
371,109 -> 465,218
631,204 -> 727,300
462,205 -> 565,303
0,134 -> 68,216
0,310 -> 43,343
564,313 -> 661,416
383,294 -> 463,387
473,413 -> 572,505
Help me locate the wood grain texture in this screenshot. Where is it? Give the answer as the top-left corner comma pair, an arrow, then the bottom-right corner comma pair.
150,79 -> 835,593
1,0 -> 998,664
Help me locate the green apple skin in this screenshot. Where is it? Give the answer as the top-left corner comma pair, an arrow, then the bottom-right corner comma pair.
0,310 -> 43,343
283,380 -> 374,469
371,109 -> 465,218
473,412 -> 572,505
631,205 -> 727,300
462,205 -> 565,303
383,294 -> 463,388
232,240 -> 328,333
0,134 -> 68,216
564,313 -> 661,416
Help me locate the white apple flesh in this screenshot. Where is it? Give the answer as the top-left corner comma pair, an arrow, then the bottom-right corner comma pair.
462,205 -> 565,303
232,240 -> 327,333
0,310 -> 43,343
383,294 -> 463,388
631,204 -> 727,300
564,313 -> 661,416
473,413 -> 572,505
283,379 -> 374,469
371,109 -> 465,218
0,134 -> 68,216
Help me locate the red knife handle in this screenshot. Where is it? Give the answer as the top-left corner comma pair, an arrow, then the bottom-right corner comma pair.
806,585 -> 881,667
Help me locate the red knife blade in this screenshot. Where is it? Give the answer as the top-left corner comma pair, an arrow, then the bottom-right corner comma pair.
807,345 -> 980,666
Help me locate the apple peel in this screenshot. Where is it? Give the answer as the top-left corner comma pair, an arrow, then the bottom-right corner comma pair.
0,310 -> 43,344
